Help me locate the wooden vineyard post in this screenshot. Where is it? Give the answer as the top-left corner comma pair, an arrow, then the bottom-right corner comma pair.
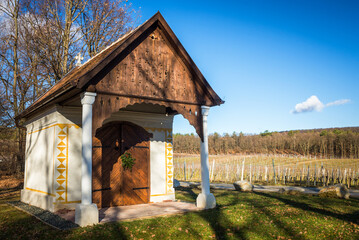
190,162 -> 193,180
320,163 -> 324,186
210,159 -> 215,182
293,167 -> 296,184
286,168 -> 290,184
354,169 -> 357,187
249,164 -> 252,183
307,165 -> 310,186
326,169 -> 329,186
226,164 -> 229,182
314,164 -> 317,186
288,168 -> 291,184
254,165 -> 257,182
300,167 -> 303,185
338,168 -> 341,184
348,168 -> 351,188
352,169 -> 355,187
272,159 -> 276,185
344,169 -> 347,185
257,166 -> 261,182
279,166 -> 281,182
265,166 -> 268,183
184,161 -> 187,181
294,159 -> 298,184
241,158 -> 245,181
236,163 -> 240,181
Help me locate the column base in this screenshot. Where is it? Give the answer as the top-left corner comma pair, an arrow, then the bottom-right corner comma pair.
75,204 -> 99,226
196,192 -> 216,209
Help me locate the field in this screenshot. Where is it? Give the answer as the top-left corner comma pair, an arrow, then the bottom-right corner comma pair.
174,154 -> 359,187
1,180 -> 359,239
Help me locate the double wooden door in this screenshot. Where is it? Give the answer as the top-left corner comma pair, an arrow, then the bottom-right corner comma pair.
95,122 -> 151,207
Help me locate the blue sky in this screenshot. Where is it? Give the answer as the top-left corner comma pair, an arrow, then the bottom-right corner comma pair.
132,0 -> 359,134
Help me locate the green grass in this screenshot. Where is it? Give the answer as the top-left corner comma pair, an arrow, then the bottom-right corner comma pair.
1,187 -> 359,239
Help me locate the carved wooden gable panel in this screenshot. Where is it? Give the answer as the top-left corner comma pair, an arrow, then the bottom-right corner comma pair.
95,27 -> 210,105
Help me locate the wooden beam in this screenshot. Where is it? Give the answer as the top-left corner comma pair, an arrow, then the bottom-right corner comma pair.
96,91 -> 205,106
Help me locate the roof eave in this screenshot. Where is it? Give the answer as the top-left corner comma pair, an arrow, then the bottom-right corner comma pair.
15,82 -> 75,121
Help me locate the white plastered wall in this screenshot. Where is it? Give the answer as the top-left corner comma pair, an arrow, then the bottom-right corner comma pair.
21,105 -> 175,211
21,105 -> 82,212
104,110 -> 175,202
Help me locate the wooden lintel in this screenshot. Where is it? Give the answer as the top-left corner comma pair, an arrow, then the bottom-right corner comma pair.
96,91 -> 204,106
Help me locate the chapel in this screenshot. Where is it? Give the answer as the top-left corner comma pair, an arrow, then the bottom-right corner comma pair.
16,12 -> 223,226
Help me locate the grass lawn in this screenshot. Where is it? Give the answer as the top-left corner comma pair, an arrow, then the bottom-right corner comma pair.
1,186 -> 359,239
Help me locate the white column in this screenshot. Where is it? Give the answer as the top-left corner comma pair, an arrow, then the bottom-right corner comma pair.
200,106 -> 211,195
75,92 -> 99,226
80,92 -> 96,204
196,106 -> 216,209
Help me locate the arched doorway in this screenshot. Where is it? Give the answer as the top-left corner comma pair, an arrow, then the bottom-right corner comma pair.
94,121 -> 152,207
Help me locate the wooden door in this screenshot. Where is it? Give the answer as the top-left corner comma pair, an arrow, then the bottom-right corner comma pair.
95,122 -> 151,207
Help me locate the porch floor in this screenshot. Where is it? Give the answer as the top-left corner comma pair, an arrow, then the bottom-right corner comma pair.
57,201 -> 199,224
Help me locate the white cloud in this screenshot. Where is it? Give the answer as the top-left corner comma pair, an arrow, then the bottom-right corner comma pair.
292,95 -> 324,114
326,99 -> 350,107
291,95 -> 350,114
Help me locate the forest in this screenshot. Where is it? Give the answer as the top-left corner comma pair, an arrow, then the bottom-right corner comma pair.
174,127 -> 359,159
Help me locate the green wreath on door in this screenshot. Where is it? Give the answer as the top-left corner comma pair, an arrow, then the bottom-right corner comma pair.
120,152 -> 136,171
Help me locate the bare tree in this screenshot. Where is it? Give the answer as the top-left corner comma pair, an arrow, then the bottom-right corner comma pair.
0,0 -> 138,174
22,0 -> 87,81
80,0 -> 136,57
0,0 -> 21,120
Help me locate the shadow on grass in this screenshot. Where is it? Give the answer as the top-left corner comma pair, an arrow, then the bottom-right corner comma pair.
0,186 -> 21,200
196,191 -> 247,240
254,191 -> 359,225
175,188 -> 273,239
176,188 -> 337,239
175,186 -> 198,201
210,190 -> 306,240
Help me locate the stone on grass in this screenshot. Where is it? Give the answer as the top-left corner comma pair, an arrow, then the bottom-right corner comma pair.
319,184 -> 350,199
173,179 -> 180,188
180,182 -> 192,188
233,181 -> 253,192
188,182 -> 200,188
278,188 -> 304,196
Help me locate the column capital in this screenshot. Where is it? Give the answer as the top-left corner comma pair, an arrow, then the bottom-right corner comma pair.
81,92 -> 97,105
201,106 -> 210,117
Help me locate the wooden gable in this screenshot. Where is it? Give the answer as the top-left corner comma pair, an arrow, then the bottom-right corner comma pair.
95,27 -> 212,106
16,12 -> 223,140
